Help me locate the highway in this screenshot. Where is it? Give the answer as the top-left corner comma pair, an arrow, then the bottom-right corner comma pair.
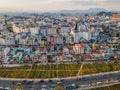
0,71 -> 120,90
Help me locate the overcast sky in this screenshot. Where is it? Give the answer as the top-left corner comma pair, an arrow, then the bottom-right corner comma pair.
0,0 -> 120,12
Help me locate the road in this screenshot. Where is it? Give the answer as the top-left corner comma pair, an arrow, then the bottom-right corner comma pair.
0,72 -> 120,90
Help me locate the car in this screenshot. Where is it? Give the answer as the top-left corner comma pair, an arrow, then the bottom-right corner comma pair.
60,78 -> 65,81
27,80 -> 34,84
51,84 -> 56,88
42,85 -> 47,88
57,81 -> 62,85
41,88 -> 47,90
12,81 -> 15,84
103,74 -> 109,78
22,80 -> 27,83
41,85 -> 47,90
48,79 -> 53,82
16,82 -> 22,86
0,87 -> 4,90
39,80 -> 44,83
65,84 -> 79,89
97,81 -> 103,85
79,77 -> 85,80
4,87 -> 11,90
50,87 -> 55,90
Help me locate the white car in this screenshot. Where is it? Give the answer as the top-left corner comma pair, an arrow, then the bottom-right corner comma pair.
41,85 -> 47,90
97,81 -> 103,85
0,87 -> 4,90
57,81 -> 62,84
42,85 -> 47,88
41,88 -> 47,90
4,87 -> 11,90
16,82 -> 22,86
60,78 -> 65,81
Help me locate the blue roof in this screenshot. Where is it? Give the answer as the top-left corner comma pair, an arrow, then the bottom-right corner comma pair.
21,32 -> 27,38
98,35 -> 110,44
25,48 -> 31,55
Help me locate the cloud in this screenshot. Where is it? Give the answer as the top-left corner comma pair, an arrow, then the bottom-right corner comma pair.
0,0 -> 120,12
69,0 -> 120,10
70,0 -> 106,6
105,0 -> 120,4
74,0 -> 120,6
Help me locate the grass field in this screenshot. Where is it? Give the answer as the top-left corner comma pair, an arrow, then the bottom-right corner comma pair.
0,62 -> 120,79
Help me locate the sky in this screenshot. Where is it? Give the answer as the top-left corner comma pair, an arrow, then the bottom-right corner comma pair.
0,0 -> 120,12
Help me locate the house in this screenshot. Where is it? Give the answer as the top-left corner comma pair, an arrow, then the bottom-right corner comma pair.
40,25 -> 48,36
74,31 -> 91,43
63,47 -> 69,56
0,38 -> 6,45
73,44 -> 85,54
55,34 -> 63,44
20,26 -> 29,33
3,47 -> 10,56
0,23 -> 4,30
84,44 -> 92,54
61,25 -> 69,33
0,31 -> 15,45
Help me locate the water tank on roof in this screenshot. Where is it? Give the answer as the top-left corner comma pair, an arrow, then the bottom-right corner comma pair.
92,44 -> 95,51
104,53 -> 110,60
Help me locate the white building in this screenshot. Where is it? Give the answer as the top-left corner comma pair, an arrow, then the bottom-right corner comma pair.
20,27 -> 29,33
4,47 -> 10,56
0,37 -> 15,45
0,24 -> 4,30
74,31 -> 92,43
12,24 -> 21,34
0,38 -> 6,45
30,27 -> 39,35
61,26 -> 69,33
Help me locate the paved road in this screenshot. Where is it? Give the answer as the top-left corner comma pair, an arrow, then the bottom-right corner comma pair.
0,72 -> 120,90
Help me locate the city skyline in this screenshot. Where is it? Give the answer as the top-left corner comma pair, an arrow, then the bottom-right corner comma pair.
0,0 -> 120,12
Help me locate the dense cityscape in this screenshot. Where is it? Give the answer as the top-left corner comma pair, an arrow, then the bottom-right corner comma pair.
0,13 -> 120,65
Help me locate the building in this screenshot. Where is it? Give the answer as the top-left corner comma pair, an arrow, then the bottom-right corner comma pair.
30,27 -> 39,36
73,44 -> 85,54
12,24 -> 21,34
112,14 -> 120,21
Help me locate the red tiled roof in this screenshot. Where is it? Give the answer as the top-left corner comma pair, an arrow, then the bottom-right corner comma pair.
75,44 -> 81,47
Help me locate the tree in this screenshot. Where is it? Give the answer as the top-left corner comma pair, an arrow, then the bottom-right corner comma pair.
114,59 -> 119,66
109,64 -> 113,71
